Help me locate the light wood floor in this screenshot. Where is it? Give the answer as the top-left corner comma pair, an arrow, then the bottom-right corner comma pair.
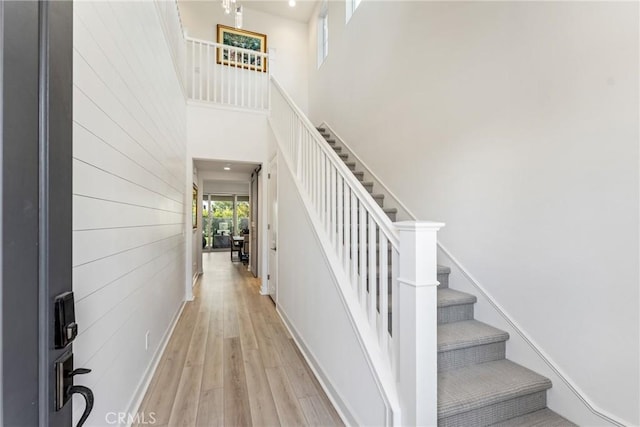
135,252 -> 344,427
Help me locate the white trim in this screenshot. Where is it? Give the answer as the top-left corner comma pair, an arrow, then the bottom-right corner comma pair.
125,300 -> 186,426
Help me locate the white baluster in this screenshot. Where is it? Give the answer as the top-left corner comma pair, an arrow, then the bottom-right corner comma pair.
358,202 -> 367,306
351,190 -> 358,292
343,185 -> 350,274
337,174 -> 343,261
191,40 -> 195,99
198,42 -> 202,100
235,48 -> 239,106
379,236 -> 389,352
368,216 -> 377,327
214,46 -> 218,103
206,44 -> 210,102
391,246 -> 399,375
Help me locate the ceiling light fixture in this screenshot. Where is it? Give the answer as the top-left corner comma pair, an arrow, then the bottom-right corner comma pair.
235,5 -> 243,29
289,0 -> 296,7
224,166 -> 231,171
222,0 -> 243,28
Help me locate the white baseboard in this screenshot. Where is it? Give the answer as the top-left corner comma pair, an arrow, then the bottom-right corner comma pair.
276,306 -> 357,427
125,300 -> 186,426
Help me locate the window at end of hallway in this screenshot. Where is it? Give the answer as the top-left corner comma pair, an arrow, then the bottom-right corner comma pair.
317,0 -> 329,68
346,0 -> 361,23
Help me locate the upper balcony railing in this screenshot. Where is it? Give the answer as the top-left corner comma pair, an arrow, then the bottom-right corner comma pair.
186,37 -> 270,111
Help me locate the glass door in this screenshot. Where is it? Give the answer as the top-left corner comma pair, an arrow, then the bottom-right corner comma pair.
211,195 -> 234,249
202,194 -> 250,251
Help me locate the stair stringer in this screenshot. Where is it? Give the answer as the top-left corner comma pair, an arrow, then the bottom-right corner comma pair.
269,143 -> 402,425
320,121 -> 629,427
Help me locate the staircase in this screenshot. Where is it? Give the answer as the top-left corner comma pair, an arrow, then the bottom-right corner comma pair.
317,126 -> 576,427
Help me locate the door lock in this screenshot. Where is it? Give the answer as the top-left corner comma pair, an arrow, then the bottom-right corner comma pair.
54,292 -> 78,349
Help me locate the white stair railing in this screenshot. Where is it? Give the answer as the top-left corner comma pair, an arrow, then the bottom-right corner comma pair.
269,77 -> 444,426
186,37 -> 270,110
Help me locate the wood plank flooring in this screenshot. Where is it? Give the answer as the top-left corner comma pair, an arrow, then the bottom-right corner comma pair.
135,252 -> 344,427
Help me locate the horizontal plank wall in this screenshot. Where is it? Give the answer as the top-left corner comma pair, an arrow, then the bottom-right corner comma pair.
72,1 -> 186,425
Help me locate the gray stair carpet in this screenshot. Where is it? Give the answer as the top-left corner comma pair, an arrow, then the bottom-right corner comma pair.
435,268 -> 575,426
315,125 -> 574,426
489,408 -> 577,426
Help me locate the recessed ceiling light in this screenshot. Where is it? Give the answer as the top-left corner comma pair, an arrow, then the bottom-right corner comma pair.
224,166 -> 231,171
289,0 -> 296,7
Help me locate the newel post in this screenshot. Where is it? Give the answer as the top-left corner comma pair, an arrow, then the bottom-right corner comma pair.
396,221 -> 444,427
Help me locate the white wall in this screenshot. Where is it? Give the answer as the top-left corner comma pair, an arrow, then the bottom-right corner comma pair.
178,0 -> 309,111
307,1 -> 639,425
187,104 -> 276,291
72,1 -> 186,425
276,152 -> 388,426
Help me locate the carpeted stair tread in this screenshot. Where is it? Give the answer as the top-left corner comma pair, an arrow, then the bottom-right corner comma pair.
438,265 -> 451,275
383,207 -> 397,214
438,360 -> 552,419
488,408 -> 577,427
438,320 -> 509,352
438,288 -> 477,308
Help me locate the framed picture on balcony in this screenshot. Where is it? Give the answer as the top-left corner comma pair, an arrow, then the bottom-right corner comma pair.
216,24 -> 268,72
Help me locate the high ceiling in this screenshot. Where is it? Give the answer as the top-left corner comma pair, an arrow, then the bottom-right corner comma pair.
239,0 -> 318,23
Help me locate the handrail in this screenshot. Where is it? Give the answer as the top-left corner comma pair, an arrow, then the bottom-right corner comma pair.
270,79 -> 399,248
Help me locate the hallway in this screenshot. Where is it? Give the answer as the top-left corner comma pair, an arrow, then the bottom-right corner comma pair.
136,252 -> 343,426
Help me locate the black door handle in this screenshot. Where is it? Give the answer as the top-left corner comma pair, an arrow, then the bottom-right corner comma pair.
67,384 -> 94,427
61,364 -> 94,427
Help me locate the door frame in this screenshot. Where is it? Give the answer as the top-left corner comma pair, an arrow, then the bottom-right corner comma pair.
267,155 -> 278,301
1,1 -> 73,425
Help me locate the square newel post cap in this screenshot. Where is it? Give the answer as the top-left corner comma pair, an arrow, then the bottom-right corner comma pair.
395,221 -> 445,231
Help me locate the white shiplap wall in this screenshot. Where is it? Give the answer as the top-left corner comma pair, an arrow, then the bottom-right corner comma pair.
72,1 -> 187,425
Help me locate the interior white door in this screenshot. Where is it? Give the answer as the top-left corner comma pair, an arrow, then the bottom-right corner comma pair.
267,158 -> 278,300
